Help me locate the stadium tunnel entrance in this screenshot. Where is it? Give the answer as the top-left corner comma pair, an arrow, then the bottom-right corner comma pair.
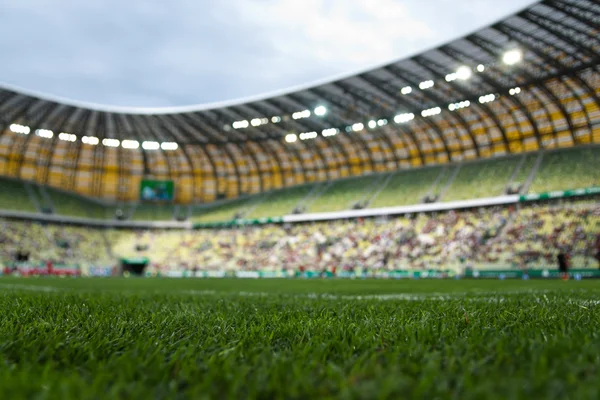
121,257 -> 149,276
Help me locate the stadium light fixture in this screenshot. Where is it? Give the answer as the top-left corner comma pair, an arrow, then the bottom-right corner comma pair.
377,119 -> 388,126
161,142 -> 178,151
285,133 -> 297,143
421,107 -> 441,117
142,141 -> 160,150
478,93 -> 496,104
445,73 -> 457,82
292,110 -> 311,120
102,138 -> 120,147
509,87 -> 521,95
82,136 -> 99,145
368,120 -> 377,129
503,49 -> 522,65
251,118 -> 262,127
456,66 -> 472,80
10,123 -> 30,134
418,80 -> 434,90
232,120 -> 249,129
394,113 -> 414,124
121,140 -> 139,149
271,116 -> 281,123
299,131 -> 318,140
58,132 -> 77,142
314,105 -> 327,116
322,128 -> 338,137
401,86 -> 412,95
35,129 -> 54,139
448,100 -> 470,111
477,64 -> 485,72
352,123 -> 364,132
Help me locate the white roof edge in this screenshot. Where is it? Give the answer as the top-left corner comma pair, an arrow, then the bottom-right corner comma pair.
0,1 -> 537,116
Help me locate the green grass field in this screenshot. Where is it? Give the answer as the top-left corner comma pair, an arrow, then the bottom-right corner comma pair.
1,278 -> 599,399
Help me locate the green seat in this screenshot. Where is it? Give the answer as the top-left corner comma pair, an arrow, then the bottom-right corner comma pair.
0,177 -> 37,212
443,157 -> 520,201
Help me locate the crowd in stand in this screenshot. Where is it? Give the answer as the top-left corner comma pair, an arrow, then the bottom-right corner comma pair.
1,199 -> 599,275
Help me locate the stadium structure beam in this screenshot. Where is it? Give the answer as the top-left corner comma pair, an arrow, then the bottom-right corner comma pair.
225,105 -> 290,193
317,83 -> 403,170
494,23 -> 578,145
415,53 -> 511,153
438,46 -> 532,152
551,0 -> 600,19
365,68 -> 453,161
13,101 -> 64,181
40,108 -> 87,190
193,111 -> 245,196
163,114 -> 218,201
342,75 -> 429,166
387,63 -> 479,159
4,96 -> 40,177
262,98 -> 334,182
457,38 -> 547,150
211,108 -> 266,194
132,114 -> 180,202
520,10 -> 600,129
149,115 -> 198,205
525,8 -> 600,56
468,34 -> 559,149
549,1 -> 600,34
242,102 -> 310,184
283,92 -> 364,174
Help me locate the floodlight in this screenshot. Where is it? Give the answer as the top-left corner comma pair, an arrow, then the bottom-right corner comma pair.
503,49 -> 522,65
314,105 -> 327,116
142,141 -> 160,150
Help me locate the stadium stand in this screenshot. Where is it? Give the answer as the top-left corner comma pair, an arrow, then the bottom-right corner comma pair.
529,147 -> 600,193
46,187 -> 110,219
3,198 -> 596,275
0,218 -> 112,267
368,166 -> 443,208
131,203 -> 175,221
0,177 -> 37,213
191,197 -> 252,222
442,157 -> 520,201
247,185 -> 315,218
307,175 -> 379,213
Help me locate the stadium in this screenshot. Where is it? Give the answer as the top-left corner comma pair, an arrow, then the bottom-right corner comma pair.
0,0 -> 599,398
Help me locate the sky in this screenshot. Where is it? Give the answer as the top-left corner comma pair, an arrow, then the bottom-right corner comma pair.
0,0 -> 536,109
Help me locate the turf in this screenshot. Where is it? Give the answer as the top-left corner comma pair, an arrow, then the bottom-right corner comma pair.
0,278 -> 599,399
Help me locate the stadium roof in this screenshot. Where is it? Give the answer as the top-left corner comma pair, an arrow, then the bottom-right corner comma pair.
0,0 -> 598,201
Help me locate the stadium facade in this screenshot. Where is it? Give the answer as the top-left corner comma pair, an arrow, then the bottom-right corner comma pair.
0,0 -> 598,208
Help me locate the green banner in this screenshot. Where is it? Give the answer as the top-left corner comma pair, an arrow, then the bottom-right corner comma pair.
465,269 -> 600,279
193,216 -> 284,229
519,186 -> 600,202
121,257 -> 150,264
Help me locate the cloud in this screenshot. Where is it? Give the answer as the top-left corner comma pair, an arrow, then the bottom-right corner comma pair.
0,0 -> 537,107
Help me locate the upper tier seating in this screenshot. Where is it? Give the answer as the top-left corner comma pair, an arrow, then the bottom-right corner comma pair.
307,176 -> 379,213
0,177 -> 37,212
529,147 -> 599,193
247,185 -> 315,218
107,198 -> 599,274
47,187 -> 109,219
369,167 -> 442,208
442,157 -> 520,201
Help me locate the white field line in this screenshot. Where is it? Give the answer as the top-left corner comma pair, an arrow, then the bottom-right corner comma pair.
183,289 -> 600,305
0,283 -> 66,292
1,284 -> 597,307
